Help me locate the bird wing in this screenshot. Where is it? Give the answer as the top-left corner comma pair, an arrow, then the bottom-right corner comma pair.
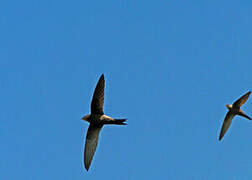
233,91 -> 251,108
91,74 -> 105,115
219,111 -> 235,141
84,124 -> 103,171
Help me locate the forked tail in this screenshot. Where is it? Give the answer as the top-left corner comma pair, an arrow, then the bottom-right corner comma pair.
238,111 -> 252,120
112,119 -> 127,125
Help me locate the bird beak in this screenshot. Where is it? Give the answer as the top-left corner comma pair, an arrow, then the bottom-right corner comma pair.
225,105 -> 231,109
81,115 -> 89,122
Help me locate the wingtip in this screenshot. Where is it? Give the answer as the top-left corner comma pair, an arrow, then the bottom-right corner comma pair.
99,74 -> 105,81
85,164 -> 90,171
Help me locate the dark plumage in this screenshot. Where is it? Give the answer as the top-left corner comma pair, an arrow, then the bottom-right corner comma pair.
82,74 -> 127,171
219,91 -> 251,141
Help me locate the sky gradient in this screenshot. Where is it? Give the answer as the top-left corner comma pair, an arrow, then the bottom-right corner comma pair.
1,0 -> 252,179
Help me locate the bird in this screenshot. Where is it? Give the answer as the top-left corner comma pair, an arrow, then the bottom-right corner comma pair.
81,74 -> 127,171
219,91 -> 251,141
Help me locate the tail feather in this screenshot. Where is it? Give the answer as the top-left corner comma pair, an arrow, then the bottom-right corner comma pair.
242,114 -> 252,120
112,119 -> 127,125
238,111 -> 252,120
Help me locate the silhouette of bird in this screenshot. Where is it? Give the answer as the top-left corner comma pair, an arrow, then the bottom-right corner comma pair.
219,91 -> 251,141
82,74 -> 127,171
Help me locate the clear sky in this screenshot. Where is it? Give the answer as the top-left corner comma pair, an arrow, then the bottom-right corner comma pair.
1,0 -> 252,179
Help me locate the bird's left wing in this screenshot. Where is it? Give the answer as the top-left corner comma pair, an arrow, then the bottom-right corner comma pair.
233,91 -> 251,108
84,124 -> 103,171
219,111 -> 235,141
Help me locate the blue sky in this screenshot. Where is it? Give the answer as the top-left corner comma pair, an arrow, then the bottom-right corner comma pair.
1,0 -> 252,179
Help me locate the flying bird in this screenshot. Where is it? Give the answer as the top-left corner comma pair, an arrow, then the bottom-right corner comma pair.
219,91 -> 251,141
81,74 -> 127,171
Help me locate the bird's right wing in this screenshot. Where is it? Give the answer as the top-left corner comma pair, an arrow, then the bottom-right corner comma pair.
84,124 -> 103,171
233,91 -> 251,108
219,111 -> 235,141
91,74 -> 105,115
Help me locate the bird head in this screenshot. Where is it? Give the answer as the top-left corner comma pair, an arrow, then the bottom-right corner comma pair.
82,114 -> 91,122
225,104 -> 232,110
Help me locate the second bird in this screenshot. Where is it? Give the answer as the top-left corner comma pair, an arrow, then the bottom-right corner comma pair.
219,91 -> 251,141
81,74 -> 127,171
